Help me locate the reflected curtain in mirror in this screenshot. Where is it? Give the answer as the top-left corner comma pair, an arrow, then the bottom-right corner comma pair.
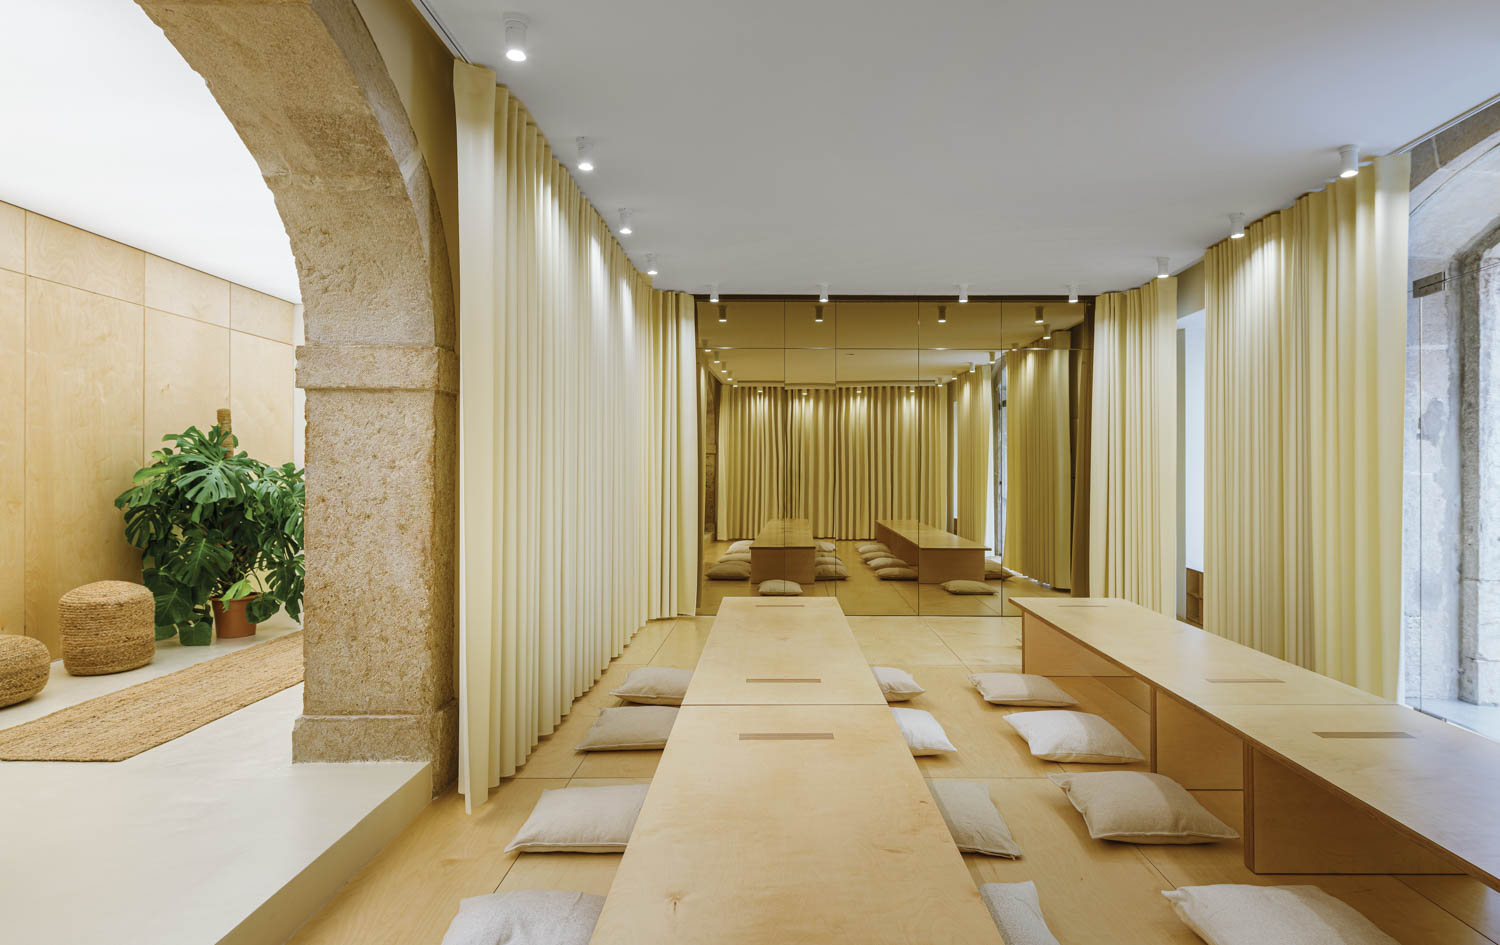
1003,346 -> 1072,585
953,364 -> 993,544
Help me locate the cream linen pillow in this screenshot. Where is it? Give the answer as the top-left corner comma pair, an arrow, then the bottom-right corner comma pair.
575,705 -> 677,751
611,666 -> 692,705
890,706 -> 955,755
726,539 -> 753,553
1004,710 -> 1144,763
505,783 -> 649,853
867,555 -> 906,569
815,562 -> 849,581
1050,771 -> 1238,844
1162,885 -> 1400,945
440,890 -> 605,945
929,780 -> 1022,857
984,558 -> 1014,581
815,553 -> 840,565
757,579 -> 803,596
872,666 -> 925,702
705,559 -> 751,580
718,551 -> 752,563
816,540 -> 836,552
858,542 -> 889,555
978,882 -> 1061,945
877,567 -> 918,581
969,673 -> 1078,707
942,579 -> 996,595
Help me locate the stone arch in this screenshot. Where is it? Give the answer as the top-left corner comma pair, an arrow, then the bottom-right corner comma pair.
136,0 -> 457,786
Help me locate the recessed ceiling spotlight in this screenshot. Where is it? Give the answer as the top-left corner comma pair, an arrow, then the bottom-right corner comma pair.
1229,213 -> 1246,239
909,386 -> 916,393
937,304 -> 948,324
710,283 -> 720,305
958,283 -> 969,304
1034,305 -> 1044,325
503,13 -> 529,62
618,208 -> 633,236
645,253 -> 658,276
1067,283 -> 1079,304
575,137 -> 594,172
818,283 -> 829,304
1339,144 -> 1360,179
814,304 -> 825,324
1042,325 -> 1052,341
1156,256 -> 1170,280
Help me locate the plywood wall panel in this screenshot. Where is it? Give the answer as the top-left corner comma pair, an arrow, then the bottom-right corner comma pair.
25,213 -> 144,304
230,331 -> 295,467
0,270 -> 24,634
0,202 -> 23,274
144,309 -> 230,461
145,256 -> 230,327
230,283 -> 295,343
24,278 -> 144,653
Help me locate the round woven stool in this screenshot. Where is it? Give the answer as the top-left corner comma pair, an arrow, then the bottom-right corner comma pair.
0,635 -> 51,707
58,581 -> 155,676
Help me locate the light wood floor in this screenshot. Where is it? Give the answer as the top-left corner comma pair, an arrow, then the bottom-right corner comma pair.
697,537 -> 1069,616
288,614 -> 1500,945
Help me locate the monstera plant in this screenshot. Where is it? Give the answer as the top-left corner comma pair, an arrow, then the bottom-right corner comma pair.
115,425 -> 304,645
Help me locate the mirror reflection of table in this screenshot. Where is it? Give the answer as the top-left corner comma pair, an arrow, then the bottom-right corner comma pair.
750,517 -> 817,585
874,519 -> 987,583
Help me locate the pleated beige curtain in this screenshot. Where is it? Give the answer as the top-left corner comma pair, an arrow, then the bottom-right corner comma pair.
789,389 -> 838,537
716,387 -> 787,539
454,64 -> 698,807
1088,278 -> 1178,612
953,365 -> 993,543
1205,153 -> 1409,698
1003,348 -> 1072,585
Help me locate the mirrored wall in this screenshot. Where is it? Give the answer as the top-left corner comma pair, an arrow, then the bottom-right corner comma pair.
696,296 -> 1090,617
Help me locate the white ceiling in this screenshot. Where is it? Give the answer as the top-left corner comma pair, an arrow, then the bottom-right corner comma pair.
427,0 -> 1500,296
0,0 -> 299,302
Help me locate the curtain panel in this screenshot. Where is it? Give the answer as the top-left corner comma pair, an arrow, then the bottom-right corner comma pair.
1205,153 -> 1409,698
454,64 -> 698,807
954,365 -> 994,544
1088,278 -> 1178,612
1003,347 -> 1073,585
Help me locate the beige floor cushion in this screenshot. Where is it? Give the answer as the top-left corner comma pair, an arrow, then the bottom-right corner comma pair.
978,882 -> 1061,945
877,566 -> 918,581
815,562 -> 849,581
440,889 -> 605,945
984,557 -> 1014,581
871,665 -> 924,701
867,555 -> 906,569
890,706 -> 955,755
757,579 -> 803,596
857,542 -> 889,555
1004,710 -> 1144,763
969,673 -> 1078,707
929,780 -> 1022,857
717,553 -> 752,565
1050,771 -> 1238,844
816,540 -> 836,552
505,783 -> 649,853
575,705 -> 678,751
705,559 -> 751,580
859,550 -> 889,562
726,539 -> 753,553
815,553 -> 840,564
611,666 -> 693,705
942,579 -> 996,595
1162,884 -> 1400,945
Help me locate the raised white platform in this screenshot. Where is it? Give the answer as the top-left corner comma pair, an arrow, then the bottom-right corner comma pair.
0,629 -> 430,945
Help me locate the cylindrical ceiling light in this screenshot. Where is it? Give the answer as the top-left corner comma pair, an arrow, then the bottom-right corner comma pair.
818,283 -> 829,304
618,208 -> 633,236
645,253 -> 659,276
1229,213 -> 1246,239
814,304 -> 825,323
503,13 -> 529,62
937,304 -> 948,324
575,137 -> 594,172
1042,327 -> 1052,341
1156,256 -> 1170,279
1033,305 -> 1044,324
1067,283 -> 1079,304
710,283 -> 720,305
1339,144 -> 1360,179
958,283 -> 969,303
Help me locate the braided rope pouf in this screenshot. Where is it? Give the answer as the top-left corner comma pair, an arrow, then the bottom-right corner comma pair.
58,581 -> 155,676
0,635 -> 51,708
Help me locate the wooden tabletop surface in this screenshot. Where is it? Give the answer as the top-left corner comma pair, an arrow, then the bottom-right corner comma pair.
877,519 -> 989,551
751,517 -> 816,550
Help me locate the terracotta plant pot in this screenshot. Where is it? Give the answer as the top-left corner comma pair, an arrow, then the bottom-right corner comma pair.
211,595 -> 259,639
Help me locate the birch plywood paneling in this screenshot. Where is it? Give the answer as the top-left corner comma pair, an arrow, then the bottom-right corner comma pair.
230,330 -> 295,467
24,278 -> 144,653
25,213 -> 143,303
144,309 -> 230,461
0,202 -> 23,273
0,270 -> 23,634
230,283 -> 295,343
145,255 -> 230,327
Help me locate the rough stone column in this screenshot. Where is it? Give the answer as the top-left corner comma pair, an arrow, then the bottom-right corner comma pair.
292,345 -> 456,785
1460,237 -> 1500,704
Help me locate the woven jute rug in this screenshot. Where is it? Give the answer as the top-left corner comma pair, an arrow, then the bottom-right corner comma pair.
0,632 -> 303,762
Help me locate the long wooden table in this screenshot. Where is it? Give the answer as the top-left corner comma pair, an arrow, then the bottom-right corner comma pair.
590,599 -> 1003,944
749,517 -> 817,585
1015,596 -> 1500,889
874,519 -> 987,583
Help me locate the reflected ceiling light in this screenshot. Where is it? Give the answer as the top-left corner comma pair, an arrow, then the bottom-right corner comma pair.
968,362 -> 975,374
712,356 -> 720,364
575,137 -> 594,172
1033,305 -> 1044,324
618,208 -> 633,236
958,283 -> 969,304
1067,283 -> 1079,304
818,283 -> 829,304
937,304 -> 948,324
1339,144 -> 1360,178
757,387 -> 764,393
1229,213 -> 1246,239
645,253 -> 658,276
855,387 -> 863,393
1042,328 -> 1052,341
503,13 -> 529,62
909,386 -> 916,393
1156,256 -> 1170,279
802,389 -> 809,396
814,303 -> 825,323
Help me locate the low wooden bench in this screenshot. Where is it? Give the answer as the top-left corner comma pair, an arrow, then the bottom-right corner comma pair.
749,517 -> 817,586
874,519 -> 987,583
1015,596 -> 1500,889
